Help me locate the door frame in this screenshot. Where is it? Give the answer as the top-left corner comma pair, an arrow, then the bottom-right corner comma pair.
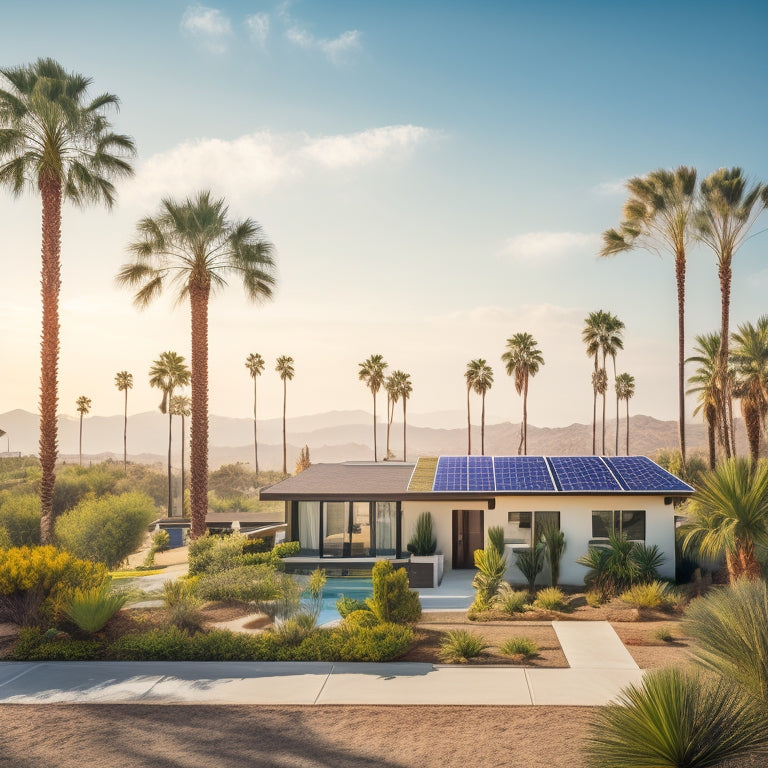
452,508 -> 484,568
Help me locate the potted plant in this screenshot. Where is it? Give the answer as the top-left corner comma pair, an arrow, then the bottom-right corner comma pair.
407,511 -> 443,586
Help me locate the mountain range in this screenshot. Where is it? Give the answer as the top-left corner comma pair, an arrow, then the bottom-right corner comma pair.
0,408 -> 742,470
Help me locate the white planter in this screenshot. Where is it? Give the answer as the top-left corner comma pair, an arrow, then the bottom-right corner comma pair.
410,554 -> 444,587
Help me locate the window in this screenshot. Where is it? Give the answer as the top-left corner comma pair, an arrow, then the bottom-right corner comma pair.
591,510 -> 646,542
506,511 -> 560,546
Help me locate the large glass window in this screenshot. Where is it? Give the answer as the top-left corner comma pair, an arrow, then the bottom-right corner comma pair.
375,502 -> 397,556
351,501 -> 372,557
591,510 -> 646,542
297,501 -> 320,554
323,502 -> 347,557
507,511 -> 532,545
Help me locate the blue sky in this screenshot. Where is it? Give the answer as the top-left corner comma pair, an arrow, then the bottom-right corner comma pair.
2,0 -> 768,431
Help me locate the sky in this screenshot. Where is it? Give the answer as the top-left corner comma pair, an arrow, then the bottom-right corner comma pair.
2,0 -> 768,430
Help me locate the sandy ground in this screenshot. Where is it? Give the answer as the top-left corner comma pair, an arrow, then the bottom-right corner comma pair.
611,619 -> 694,669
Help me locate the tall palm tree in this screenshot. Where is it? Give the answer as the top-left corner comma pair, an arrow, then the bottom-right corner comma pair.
170,394 -> 191,517
687,333 -> 723,470
114,371 -> 133,474
502,333 -> 544,455
466,360 -> 494,455
731,318 -> 768,464
117,191 -> 276,538
149,351 -> 190,518
396,371 -> 412,461
592,367 -> 608,454
384,372 -> 401,460
358,354 -> 387,461
615,373 -> 635,455
694,168 -> 767,458
600,313 -> 625,455
464,359 -> 482,455
244,353 -> 265,475
601,167 -> 697,464
582,310 -> 608,455
75,395 -> 91,466
276,356 -> 295,474
681,458 -> 768,581
0,58 -> 135,543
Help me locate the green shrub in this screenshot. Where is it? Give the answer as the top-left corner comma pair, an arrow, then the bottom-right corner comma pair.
439,629 -> 487,663
406,511 -> 437,556
540,522 -> 566,587
342,609 -> 380,629
167,602 -> 206,634
500,636 -> 539,658
14,627 -> 103,661
494,583 -> 528,614
366,560 -> 421,624
272,611 -> 318,646
0,545 -> 106,625
65,578 -> 127,633
336,594 -> 369,618
0,527 -> 12,550
654,626 -> 674,642
333,622 -> 412,662
515,543 -> 545,593
54,491 -> 157,569
0,493 -> 41,546
163,578 -> 199,608
532,586 -> 568,611
189,534 -> 299,576
472,546 -> 508,610
487,525 -> 506,557
620,580 -> 673,609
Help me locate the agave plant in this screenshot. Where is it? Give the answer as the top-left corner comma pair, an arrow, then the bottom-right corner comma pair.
514,543 -> 545,594
539,522 -> 566,587
472,545 -> 507,610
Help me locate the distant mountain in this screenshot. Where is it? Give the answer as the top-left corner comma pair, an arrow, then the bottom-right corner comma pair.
0,407 -> 745,470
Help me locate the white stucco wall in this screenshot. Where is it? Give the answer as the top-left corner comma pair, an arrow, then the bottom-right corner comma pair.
402,494 -> 676,586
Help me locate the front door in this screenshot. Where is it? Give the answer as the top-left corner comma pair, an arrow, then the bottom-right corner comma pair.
452,509 -> 484,568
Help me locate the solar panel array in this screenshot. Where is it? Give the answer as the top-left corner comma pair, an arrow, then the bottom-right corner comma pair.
605,456 -> 694,493
420,455 -> 693,494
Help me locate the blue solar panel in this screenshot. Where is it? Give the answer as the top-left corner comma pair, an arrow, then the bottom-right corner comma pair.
467,456 -> 494,491
494,456 -> 555,492
433,456 -> 468,491
548,456 -> 622,491
605,456 -> 693,493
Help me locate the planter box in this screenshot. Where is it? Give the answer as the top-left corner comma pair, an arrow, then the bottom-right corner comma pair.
409,554 -> 444,587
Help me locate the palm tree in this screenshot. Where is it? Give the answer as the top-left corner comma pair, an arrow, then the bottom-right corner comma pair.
502,333 -> 544,455
694,168 -> 767,458
601,167 -> 697,465
244,353 -> 265,475
592,367 -> 608,454
467,360 -> 494,455
149,351 -> 190,518
731,318 -> 768,464
276,356 -> 295,474
615,373 -> 635,455
75,395 -> 91,466
687,333 -> 723,470
397,371 -> 412,461
0,58 -> 135,543
384,373 -> 401,460
117,191 -> 276,538
582,310 -> 608,455
114,371 -> 133,473
170,394 -> 191,517
601,313 -> 625,455
358,354 -> 387,461
680,458 -> 768,581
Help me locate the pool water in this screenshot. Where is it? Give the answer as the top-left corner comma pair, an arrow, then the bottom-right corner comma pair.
313,577 -> 373,626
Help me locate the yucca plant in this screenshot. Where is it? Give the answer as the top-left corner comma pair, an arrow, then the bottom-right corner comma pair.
500,636 -> 539,658
514,542 -> 545,593
65,578 -> 127,633
487,525 -> 505,557
163,578 -> 199,608
532,586 -> 567,611
539,522 -> 566,586
439,629 -> 487,663
632,543 -> 665,583
472,545 -> 507,610
683,578 -> 768,707
620,580 -> 674,609
494,583 -> 528,614
406,511 -> 437,556
584,667 -> 768,768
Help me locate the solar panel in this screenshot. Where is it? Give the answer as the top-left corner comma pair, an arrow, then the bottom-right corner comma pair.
433,456 -> 468,491
605,456 -> 693,493
494,456 -> 555,492
547,456 -> 623,491
467,456 -> 495,491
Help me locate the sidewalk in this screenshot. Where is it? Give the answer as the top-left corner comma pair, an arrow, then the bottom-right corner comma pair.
0,622 -> 643,707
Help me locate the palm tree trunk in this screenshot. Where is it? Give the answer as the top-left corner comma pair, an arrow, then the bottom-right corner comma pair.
675,251 -> 687,467
591,357 -> 597,455
38,173 -> 62,545
372,392 -> 377,462
403,398 -> 407,462
282,378 -> 287,474
523,376 -> 529,455
707,419 -> 716,470
718,258 -> 732,459
481,390 -> 486,456
189,280 -> 210,539
466,385 -> 471,455
123,388 -> 128,474
613,356 -> 619,456
253,377 -> 259,476
180,413 -> 186,516
601,354 -> 607,455
386,393 -> 392,459
79,413 -> 83,466
729,397 -> 737,457
167,405 -> 173,517
625,399 -> 630,455
744,403 -> 760,464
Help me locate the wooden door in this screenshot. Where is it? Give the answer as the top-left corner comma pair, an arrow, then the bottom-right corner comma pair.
452,509 -> 484,568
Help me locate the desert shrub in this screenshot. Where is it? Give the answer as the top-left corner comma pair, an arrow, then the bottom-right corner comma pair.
0,546 -> 106,625
144,529 -> 170,567
272,610 -> 319,646
632,543 -> 665,583
406,511 -> 437,555
532,586 -> 568,611
487,525 -> 506,557
336,594 -> 369,618
342,609 -> 380,629
439,629 -> 487,663
167,602 -> 206,634
0,493 -> 41,546
0,527 -> 11,550
654,626 -> 674,642
620,580 -> 674,609
301,568 -> 326,624
500,636 -> 539,658
65,578 -> 127,633
14,628 -> 103,661
472,546 -> 508,611
515,543 -> 545,593
540,522 -> 566,587
585,591 -> 605,608
54,491 -> 157,569
163,578 -> 199,608
494,583 -> 528,614
189,534 -> 299,576
366,560 -> 421,624
332,622 -> 412,662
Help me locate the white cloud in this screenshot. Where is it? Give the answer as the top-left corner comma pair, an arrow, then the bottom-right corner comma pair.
286,26 -> 361,63
125,125 -> 433,203
245,12 -> 270,49
594,178 -> 628,195
502,231 -> 600,262
181,5 -> 233,54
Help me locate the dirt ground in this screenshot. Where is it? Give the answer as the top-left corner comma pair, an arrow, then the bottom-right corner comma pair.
611,619 -> 694,668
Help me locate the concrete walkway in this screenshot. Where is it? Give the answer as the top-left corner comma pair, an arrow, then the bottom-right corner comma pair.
0,622 -> 643,706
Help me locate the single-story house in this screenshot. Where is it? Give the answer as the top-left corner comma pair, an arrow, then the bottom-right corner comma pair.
259,455 -> 694,585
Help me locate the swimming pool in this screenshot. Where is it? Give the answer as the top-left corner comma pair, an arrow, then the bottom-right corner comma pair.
312,576 -> 373,626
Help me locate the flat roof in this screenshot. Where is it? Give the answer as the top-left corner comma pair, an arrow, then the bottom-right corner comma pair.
259,456 -> 694,500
